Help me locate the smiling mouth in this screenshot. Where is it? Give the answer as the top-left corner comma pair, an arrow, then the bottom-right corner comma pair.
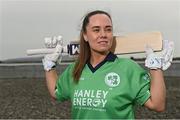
98,41 -> 108,44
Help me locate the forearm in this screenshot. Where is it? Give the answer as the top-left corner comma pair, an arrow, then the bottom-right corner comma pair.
144,39 -> 173,111
148,69 -> 166,111
45,69 -> 58,99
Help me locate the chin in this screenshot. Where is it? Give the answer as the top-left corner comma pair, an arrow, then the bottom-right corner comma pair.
91,46 -> 111,54
98,49 -> 110,54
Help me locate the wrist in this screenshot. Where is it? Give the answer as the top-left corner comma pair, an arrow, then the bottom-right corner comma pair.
149,68 -> 162,72
149,69 -> 163,75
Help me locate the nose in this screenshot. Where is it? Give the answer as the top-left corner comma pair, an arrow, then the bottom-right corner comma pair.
100,30 -> 106,38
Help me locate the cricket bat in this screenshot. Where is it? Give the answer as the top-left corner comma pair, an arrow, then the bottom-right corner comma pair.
26,31 -> 163,56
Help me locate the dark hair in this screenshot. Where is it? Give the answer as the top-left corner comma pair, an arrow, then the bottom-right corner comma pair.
72,10 -> 112,83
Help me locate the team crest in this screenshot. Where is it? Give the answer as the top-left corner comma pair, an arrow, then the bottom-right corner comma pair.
143,73 -> 150,81
105,72 -> 120,87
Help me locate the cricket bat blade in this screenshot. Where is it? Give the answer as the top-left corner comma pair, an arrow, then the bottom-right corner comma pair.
111,31 -> 163,54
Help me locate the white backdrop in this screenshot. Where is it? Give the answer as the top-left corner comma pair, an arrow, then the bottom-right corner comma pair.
0,0 -> 180,60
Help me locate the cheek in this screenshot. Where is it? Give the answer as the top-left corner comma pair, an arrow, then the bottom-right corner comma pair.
88,39 -> 97,48
86,34 -> 97,45
109,36 -> 114,46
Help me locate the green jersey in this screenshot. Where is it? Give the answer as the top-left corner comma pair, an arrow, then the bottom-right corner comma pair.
55,53 -> 150,119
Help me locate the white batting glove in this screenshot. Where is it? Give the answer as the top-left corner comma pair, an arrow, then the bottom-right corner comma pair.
42,36 -> 63,71
44,37 -> 57,48
44,36 -> 62,48
145,45 -> 162,69
161,40 -> 174,70
145,40 -> 174,70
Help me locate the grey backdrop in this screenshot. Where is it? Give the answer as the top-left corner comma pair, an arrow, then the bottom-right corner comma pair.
0,0 -> 180,60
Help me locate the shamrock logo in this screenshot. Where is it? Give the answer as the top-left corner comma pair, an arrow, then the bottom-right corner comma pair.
105,72 -> 120,87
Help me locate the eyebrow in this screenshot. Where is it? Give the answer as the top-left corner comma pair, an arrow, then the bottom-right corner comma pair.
91,25 -> 112,29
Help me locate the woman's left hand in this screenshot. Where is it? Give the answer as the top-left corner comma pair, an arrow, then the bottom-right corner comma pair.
145,40 -> 174,70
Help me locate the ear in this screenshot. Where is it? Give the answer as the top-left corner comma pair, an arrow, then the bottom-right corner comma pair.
83,33 -> 88,42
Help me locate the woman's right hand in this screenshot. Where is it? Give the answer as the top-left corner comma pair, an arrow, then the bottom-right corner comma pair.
42,36 -> 63,99
42,36 -> 63,71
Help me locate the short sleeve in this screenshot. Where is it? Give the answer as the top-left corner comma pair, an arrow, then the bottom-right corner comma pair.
55,65 -> 73,102
134,71 -> 151,105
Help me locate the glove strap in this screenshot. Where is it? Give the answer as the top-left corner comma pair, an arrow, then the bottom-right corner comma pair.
42,59 -> 56,71
145,56 -> 162,70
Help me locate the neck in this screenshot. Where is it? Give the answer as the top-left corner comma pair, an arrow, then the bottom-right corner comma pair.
90,51 -> 109,67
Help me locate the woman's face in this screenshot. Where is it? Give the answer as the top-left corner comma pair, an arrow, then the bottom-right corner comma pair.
83,14 -> 113,54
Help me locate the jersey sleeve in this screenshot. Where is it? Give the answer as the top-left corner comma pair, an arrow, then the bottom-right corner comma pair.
134,71 -> 151,105
55,64 -> 73,102
128,60 -> 151,106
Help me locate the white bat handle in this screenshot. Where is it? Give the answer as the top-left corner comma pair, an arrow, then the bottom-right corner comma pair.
26,47 -> 67,56
26,48 -> 54,55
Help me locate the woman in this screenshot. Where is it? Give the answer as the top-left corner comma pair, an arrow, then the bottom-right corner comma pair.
42,10 -> 173,119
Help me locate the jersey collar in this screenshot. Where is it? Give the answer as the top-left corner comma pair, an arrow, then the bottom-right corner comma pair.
87,52 -> 117,73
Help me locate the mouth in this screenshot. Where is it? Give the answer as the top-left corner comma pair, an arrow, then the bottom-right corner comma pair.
98,41 -> 108,45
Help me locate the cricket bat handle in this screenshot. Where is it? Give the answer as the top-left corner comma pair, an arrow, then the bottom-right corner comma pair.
27,43 -> 79,56
26,48 -> 63,55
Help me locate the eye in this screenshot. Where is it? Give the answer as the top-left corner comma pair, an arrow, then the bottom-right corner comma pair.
93,29 -> 100,32
105,28 -> 112,32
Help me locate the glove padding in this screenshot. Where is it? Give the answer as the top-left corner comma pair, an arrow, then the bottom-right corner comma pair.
145,40 -> 174,70
44,37 -> 57,48
44,36 -> 62,48
42,36 -> 63,71
161,40 -> 174,70
145,45 -> 162,69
